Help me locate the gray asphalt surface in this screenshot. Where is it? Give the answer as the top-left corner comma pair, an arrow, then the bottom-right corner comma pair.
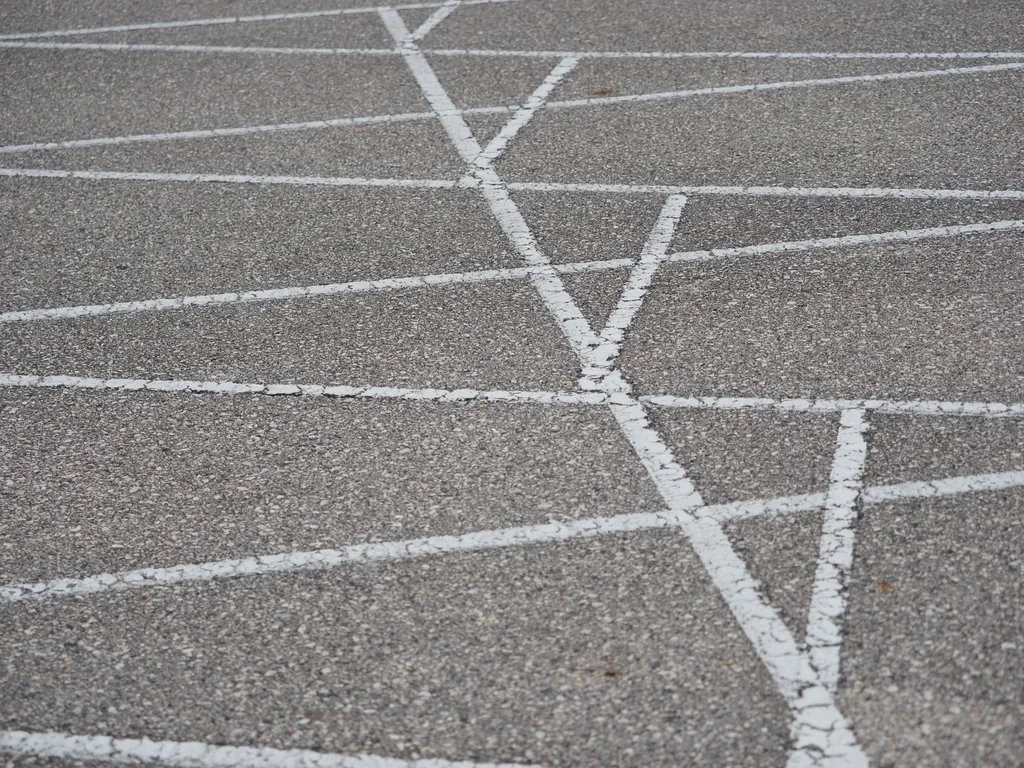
1,1 -> 1023,767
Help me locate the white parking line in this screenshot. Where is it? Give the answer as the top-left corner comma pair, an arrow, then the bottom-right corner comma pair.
2,469 -> 1020,604
0,167 -> 462,188
3,166 -> 1021,200
507,181 -> 1024,199
0,729 -> 538,768
1,218 -> 1017,326
4,373 -> 1022,420
544,61 -> 1024,110
0,0 -> 521,41
804,410 -> 871,695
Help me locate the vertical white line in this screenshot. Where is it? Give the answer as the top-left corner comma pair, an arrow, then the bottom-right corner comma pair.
787,409 -> 870,767
377,8 -> 867,764
804,408 -> 871,692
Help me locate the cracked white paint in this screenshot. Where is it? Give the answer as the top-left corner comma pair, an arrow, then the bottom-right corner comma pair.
0,729 -> 538,767
10,468 -> 1020,605
804,410 -> 871,692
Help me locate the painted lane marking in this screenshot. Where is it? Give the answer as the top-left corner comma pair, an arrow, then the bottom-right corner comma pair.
2,219 -> 1017,325
424,48 -> 1024,61
0,167 -> 461,188
3,469 -> 1019,604
0,729 -> 538,768
0,0 -> 521,41
506,181 -> 1024,200
3,166 -> 1021,201
380,7 -> 865,762
580,195 -> 688,391
544,61 -> 1024,109
804,411 -> 871,696
0,259 -> 632,324
3,374 -> 1022,420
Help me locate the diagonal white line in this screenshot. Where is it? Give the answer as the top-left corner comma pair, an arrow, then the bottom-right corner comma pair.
582,194 -> 688,389
803,410 -> 871,695
0,260 -> 631,324
0,0 -> 521,41
423,48 -> 1024,61
5,373 -> 1022,421
506,181 -> 1024,199
0,106 -> 515,155
0,40 -> 399,54
0,729 -> 537,768
380,5 -> 603,361
378,8 -> 866,764
642,394 -> 1024,418
2,218 -> 1016,326
668,219 -> 1024,262
3,166 -> 1022,201
470,55 -> 580,168
544,61 -> 1024,110
0,167 -> 461,188
2,466 -> 1019,604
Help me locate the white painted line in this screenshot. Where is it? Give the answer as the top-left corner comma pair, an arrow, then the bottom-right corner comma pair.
0,40 -> 400,55
545,61 -> 1024,110
408,1 -> 462,42
1,217 -> 1016,325
471,55 -> 580,168
0,373 -> 607,406
383,8 -> 865,761
0,259 -> 633,324
0,167 -> 459,189
506,181 -> 1024,200
582,195 -> 687,389
642,394 -> 1024,418
3,166 -> 1020,202
803,410 -> 870,695
424,48 -> 1024,61
0,511 -> 679,603
0,729 -> 536,768
381,6 -> 603,362
0,0 -> 520,41
861,469 -> 1024,504
0,106 -> 515,155
3,467 -> 1021,605
668,219 -> 1024,263
7,373 -> 1020,422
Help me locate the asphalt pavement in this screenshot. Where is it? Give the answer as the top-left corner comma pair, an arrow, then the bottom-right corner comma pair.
1,1 -> 1022,766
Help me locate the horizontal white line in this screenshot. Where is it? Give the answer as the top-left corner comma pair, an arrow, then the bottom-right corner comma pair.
544,61 -> 1024,110
0,373 -> 609,406
0,258 -> 632,323
0,40 -> 399,55
0,729 -> 535,768
643,395 -> 1024,418
3,375 -> 1021,420
506,181 -> 1024,200
3,168 -> 1022,203
2,469 -> 1020,603
861,470 -> 1024,505
424,48 -> 1024,61
0,167 -> 462,188
667,219 -> 1024,262
0,0 -> 519,41
0,106 -> 513,155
